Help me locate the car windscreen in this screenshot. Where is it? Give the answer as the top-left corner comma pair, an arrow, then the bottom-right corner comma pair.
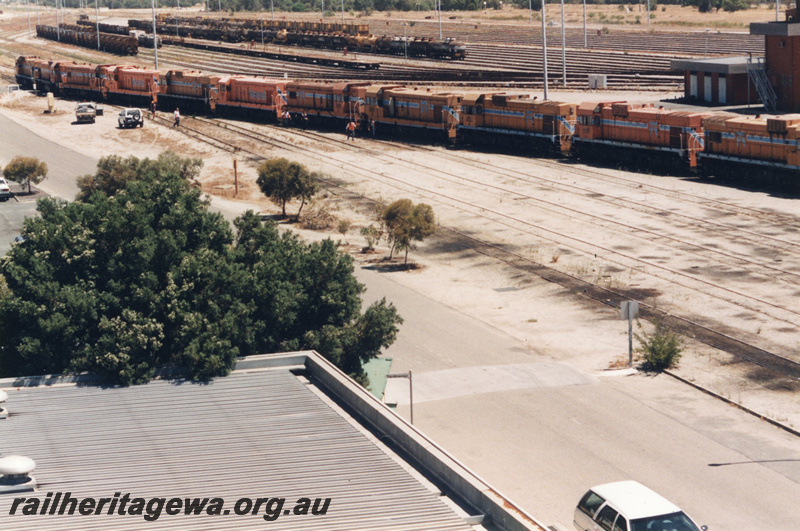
630,511 -> 701,531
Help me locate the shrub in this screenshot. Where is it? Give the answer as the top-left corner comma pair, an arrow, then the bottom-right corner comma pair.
635,320 -> 684,372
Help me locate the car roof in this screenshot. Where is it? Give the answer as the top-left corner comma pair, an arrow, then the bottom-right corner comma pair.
590,481 -> 682,521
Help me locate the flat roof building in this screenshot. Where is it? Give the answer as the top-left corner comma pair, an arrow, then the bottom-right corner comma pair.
670,57 -> 759,107
0,352 -> 547,531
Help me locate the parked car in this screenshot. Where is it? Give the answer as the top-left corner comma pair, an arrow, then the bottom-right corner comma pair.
117,108 -> 144,129
0,177 -> 12,201
75,102 -> 97,124
574,481 -> 707,531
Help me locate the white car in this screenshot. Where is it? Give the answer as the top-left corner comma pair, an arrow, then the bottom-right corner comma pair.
118,108 -> 144,129
574,481 -> 707,531
0,177 -> 12,202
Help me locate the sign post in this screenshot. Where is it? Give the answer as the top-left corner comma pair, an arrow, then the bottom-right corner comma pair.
620,301 -> 639,367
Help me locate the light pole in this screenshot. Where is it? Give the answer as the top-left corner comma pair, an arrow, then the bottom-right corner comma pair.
176,0 -> 180,37
404,22 -> 408,61
341,0 -> 344,23
437,0 -> 442,39
542,0 -> 548,100
152,0 -> 159,70
56,0 -> 60,42
96,0 -> 100,50
528,0 -> 532,23
583,0 -> 586,47
561,0 -> 566,87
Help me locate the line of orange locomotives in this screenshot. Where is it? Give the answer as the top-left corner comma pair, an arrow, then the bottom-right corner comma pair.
16,55 -> 800,181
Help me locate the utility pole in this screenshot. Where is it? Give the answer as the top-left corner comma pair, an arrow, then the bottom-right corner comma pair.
96,0 -> 100,50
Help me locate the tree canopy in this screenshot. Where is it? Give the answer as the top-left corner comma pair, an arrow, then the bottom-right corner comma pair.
3,156 -> 48,194
382,199 -> 436,264
0,153 -> 401,386
256,158 -> 320,219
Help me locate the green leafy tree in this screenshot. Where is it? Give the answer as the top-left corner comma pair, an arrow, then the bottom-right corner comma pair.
382,199 -> 436,264
721,0 -> 746,11
3,156 -> 48,194
76,151 -> 202,201
0,163 -> 239,384
360,224 -> 382,251
0,153 -> 402,385
230,211 -> 403,383
256,158 -> 319,219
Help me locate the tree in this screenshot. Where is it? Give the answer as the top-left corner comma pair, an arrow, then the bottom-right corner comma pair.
0,152 -> 401,386
76,151 -> 203,201
360,225 -> 382,251
3,156 -> 48,194
382,199 -> 436,264
256,158 -> 319,219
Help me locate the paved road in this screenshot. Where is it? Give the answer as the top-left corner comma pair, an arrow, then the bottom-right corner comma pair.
0,112 -> 95,200
358,257 -> 800,530
4,110 -> 800,530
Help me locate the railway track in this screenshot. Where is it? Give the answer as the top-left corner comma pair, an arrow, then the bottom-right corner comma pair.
378,19 -> 764,56
140,43 -> 682,89
158,112 -> 800,383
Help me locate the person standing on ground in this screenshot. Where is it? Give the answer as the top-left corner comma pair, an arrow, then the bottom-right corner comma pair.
173,108 -> 181,127
370,119 -> 376,139
346,120 -> 356,141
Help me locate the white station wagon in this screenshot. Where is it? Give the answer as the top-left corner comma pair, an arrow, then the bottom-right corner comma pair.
574,481 -> 707,531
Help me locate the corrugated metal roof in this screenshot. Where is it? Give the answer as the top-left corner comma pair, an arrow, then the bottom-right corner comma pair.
1,369 -> 476,530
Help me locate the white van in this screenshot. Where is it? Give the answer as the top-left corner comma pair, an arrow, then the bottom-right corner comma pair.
573,480 -> 707,531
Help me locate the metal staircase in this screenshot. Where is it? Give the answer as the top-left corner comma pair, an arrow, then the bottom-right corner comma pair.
747,56 -> 777,112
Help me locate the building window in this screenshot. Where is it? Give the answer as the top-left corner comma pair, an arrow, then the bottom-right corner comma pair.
778,40 -> 786,48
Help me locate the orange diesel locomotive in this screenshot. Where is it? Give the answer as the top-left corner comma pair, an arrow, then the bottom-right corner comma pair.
574,102 -> 710,169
